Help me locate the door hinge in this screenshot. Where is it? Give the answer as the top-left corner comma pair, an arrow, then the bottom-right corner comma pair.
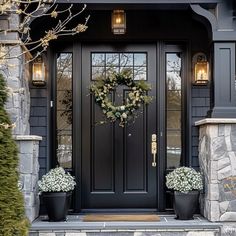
50,101 -> 53,108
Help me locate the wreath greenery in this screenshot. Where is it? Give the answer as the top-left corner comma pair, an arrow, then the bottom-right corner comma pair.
90,69 -> 153,127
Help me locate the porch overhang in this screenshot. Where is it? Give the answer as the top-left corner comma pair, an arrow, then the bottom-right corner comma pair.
57,0 -> 220,5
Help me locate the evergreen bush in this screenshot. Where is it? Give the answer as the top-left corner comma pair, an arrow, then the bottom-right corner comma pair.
0,74 -> 29,235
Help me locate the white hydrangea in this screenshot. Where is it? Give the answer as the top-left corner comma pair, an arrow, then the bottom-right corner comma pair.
166,167 -> 203,193
38,167 -> 76,192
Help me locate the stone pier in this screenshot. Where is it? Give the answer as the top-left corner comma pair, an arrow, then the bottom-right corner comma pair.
15,135 -> 42,222
196,119 -> 236,223
1,12 -> 42,222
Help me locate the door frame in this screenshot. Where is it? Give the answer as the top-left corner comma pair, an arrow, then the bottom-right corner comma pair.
159,43 -> 191,210
50,41 -> 191,212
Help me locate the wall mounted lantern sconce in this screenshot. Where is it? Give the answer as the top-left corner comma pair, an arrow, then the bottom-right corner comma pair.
111,10 -> 126,35
192,52 -> 209,85
32,56 -> 46,86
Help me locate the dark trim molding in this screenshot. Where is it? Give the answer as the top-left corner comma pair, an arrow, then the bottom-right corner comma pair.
58,0 -> 221,3
211,43 -> 236,118
190,4 -> 217,31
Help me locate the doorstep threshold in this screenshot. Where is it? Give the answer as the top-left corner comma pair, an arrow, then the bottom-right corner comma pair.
31,215 -> 222,231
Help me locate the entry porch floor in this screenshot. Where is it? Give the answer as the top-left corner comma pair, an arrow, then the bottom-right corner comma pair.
30,215 -> 222,236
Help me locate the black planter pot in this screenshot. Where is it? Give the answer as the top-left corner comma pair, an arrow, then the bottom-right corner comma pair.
174,190 -> 199,220
42,192 -> 72,221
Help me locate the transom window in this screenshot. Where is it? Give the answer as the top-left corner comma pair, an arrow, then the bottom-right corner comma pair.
91,53 -> 147,81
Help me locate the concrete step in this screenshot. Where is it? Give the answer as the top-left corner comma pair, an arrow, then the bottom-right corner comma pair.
30,230 -> 220,236
30,215 -> 221,236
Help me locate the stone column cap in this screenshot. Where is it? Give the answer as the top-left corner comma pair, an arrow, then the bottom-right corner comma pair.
13,135 -> 42,141
195,118 -> 236,126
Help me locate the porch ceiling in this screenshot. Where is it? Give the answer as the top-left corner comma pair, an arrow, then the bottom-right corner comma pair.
57,0 -> 220,10
58,0 -> 220,4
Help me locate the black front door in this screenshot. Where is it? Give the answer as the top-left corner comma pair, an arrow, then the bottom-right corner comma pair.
81,44 -> 157,209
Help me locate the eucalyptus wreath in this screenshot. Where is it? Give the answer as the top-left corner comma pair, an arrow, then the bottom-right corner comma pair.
90,70 -> 153,127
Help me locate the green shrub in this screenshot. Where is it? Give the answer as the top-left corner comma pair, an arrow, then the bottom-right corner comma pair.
0,74 -> 29,235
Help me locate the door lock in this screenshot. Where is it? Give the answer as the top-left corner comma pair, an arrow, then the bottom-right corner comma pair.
151,134 -> 157,167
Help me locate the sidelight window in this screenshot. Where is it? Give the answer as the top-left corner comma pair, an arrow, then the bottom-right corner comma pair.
56,53 -> 73,169
166,53 -> 182,169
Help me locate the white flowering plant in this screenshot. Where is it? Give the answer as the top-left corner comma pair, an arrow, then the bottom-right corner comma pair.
166,167 -> 203,193
38,167 -> 76,193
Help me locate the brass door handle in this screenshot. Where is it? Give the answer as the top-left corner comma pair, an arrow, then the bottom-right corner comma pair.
151,134 -> 157,167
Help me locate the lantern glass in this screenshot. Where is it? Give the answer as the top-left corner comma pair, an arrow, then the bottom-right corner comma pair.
112,10 -> 126,34
193,53 -> 209,85
32,58 -> 46,86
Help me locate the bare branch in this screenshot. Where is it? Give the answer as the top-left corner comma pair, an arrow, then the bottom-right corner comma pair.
0,0 -> 89,64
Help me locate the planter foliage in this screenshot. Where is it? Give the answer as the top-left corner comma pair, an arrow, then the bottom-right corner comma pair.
166,167 -> 203,220
166,166 -> 203,193
38,167 -> 76,221
0,74 -> 29,235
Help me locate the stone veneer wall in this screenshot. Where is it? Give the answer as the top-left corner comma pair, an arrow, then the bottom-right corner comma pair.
196,119 -> 236,222
16,135 -> 42,222
0,13 -> 42,222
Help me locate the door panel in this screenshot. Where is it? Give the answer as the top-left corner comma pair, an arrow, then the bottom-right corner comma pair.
81,44 -> 157,209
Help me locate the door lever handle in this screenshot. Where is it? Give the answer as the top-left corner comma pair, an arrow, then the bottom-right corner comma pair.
151,134 -> 157,167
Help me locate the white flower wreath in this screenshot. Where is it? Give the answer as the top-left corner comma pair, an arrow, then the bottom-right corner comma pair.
90,70 -> 153,127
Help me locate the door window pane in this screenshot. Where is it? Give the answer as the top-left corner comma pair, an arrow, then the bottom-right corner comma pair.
91,52 -> 147,81
134,67 -> 146,81
56,53 -> 73,169
134,53 -> 146,66
120,53 -> 133,66
106,53 -> 119,66
92,53 -> 105,66
166,53 -> 182,169
92,67 -> 105,80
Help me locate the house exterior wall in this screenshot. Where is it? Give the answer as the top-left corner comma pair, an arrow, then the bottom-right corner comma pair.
1,0 -> 236,225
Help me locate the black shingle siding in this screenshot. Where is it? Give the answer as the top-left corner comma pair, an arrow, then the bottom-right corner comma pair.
30,87 -> 48,178
191,86 -> 210,168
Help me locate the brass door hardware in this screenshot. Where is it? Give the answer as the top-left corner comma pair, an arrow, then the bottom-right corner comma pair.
151,134 -> 157,167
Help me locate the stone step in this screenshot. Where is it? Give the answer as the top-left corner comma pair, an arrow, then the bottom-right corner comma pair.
30,230 -> 220,236
30,215 -> 221,236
